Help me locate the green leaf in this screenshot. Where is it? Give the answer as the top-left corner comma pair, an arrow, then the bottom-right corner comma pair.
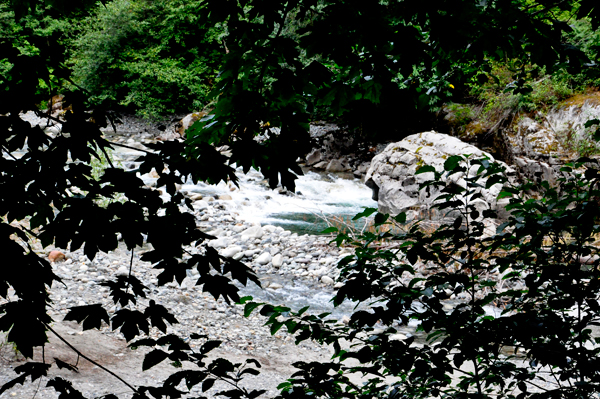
144,300 -> 178,333
200,340 -> 221,354
111,309 -> 150,341
374,213 -> 389,226
352,208 -> 377,221
415,165 -> 436,175
393,212 -> 407,224
244,301 -> 263,317
296,306 -> 310,316
202,378 -> 216,391
238,296 -> 253,304
585,118 -> 600,128
270,321 -> 284,335
497,191 -> 514,199
444,155 -> 463,171
63,304 -> 110,331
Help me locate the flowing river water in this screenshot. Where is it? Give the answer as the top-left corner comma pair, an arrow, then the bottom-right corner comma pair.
181,167 -> 378,235
182,166 -> 381,318
108,136 -> 383,320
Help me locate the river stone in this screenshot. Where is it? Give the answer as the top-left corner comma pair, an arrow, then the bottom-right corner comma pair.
263,224 -> 277,233
241,225 -> 264,240
48,250 -> 66,263
272,254 -> 283,268
306,149 -> 322,166
389,333 -> 407,341
232,252 -> 244,261
256,252 -> 272,265
514,156 -> 557,187
232,224 -> 245,233
321,275 -> 334,285
208,237 -> 229,248
313,161 -> 328,169
365,132 -> 514,221
218,194 -> 232,200
116,266 -> 129,276
193,200 -> 209,210
221,245 -> 242,258
326,158 -> 350,172
176,112 -> 206,136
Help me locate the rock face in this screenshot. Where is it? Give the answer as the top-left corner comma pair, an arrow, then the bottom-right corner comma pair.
440,93 -> 600,186
506,96 -> 600,185
365,132 -> 514,221
303,123 -> 374,177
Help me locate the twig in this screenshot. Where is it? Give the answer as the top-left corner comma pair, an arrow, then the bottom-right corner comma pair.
42,322 -> 139,394
108,141 -> 155,155
33,109 -> 65,126
126,250 -> 135,293
31,374 -> 43,399
98,145 -> 115,169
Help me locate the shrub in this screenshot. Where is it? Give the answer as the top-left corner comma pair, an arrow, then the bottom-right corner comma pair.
69,0 -> 224,118
246,155 -> 600,398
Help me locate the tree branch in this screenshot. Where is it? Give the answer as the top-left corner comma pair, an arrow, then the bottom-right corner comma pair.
43,322 -> 139,394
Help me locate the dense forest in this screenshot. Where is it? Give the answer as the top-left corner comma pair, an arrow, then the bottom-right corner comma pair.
2,0 -> 599,127
3,0 -> 600,398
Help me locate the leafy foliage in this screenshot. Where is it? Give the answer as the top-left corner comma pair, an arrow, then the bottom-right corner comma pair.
68,0 -> 225,117
242,155 -> 600,398
192,0 -> 600,144
0,1 -> 265,397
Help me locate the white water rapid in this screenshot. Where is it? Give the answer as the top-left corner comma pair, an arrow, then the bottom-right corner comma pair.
182,167 -> 378,235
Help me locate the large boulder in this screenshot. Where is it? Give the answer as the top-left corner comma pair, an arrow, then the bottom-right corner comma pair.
365,132 -> 514,222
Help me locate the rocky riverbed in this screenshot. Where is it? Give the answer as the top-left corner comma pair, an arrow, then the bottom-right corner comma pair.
0,228 -> 340,399
1,112 -> 568,399
0,113 -> 367,399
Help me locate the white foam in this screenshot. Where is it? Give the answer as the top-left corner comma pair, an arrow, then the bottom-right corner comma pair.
183,167 -> 377,229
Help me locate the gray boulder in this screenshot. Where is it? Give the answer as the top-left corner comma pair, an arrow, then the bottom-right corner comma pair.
306,149 -> 323,166
365,132 -> 514,223
325,158 -> 351,172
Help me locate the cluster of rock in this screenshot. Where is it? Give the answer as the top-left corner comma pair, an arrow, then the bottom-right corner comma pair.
3,228 -> 335,398
440,93 -> 600,187
5,107 -> 563,398
360,93 -> 600,222
303,123 -> 373,178
190,197 -> 346,286
25,94 -> 600,239
505,96 -> 600,185
46,198 -> 346,326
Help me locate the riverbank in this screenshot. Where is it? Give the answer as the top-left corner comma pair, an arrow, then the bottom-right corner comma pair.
0,114 -> 370,398
1,112 -> 557,399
